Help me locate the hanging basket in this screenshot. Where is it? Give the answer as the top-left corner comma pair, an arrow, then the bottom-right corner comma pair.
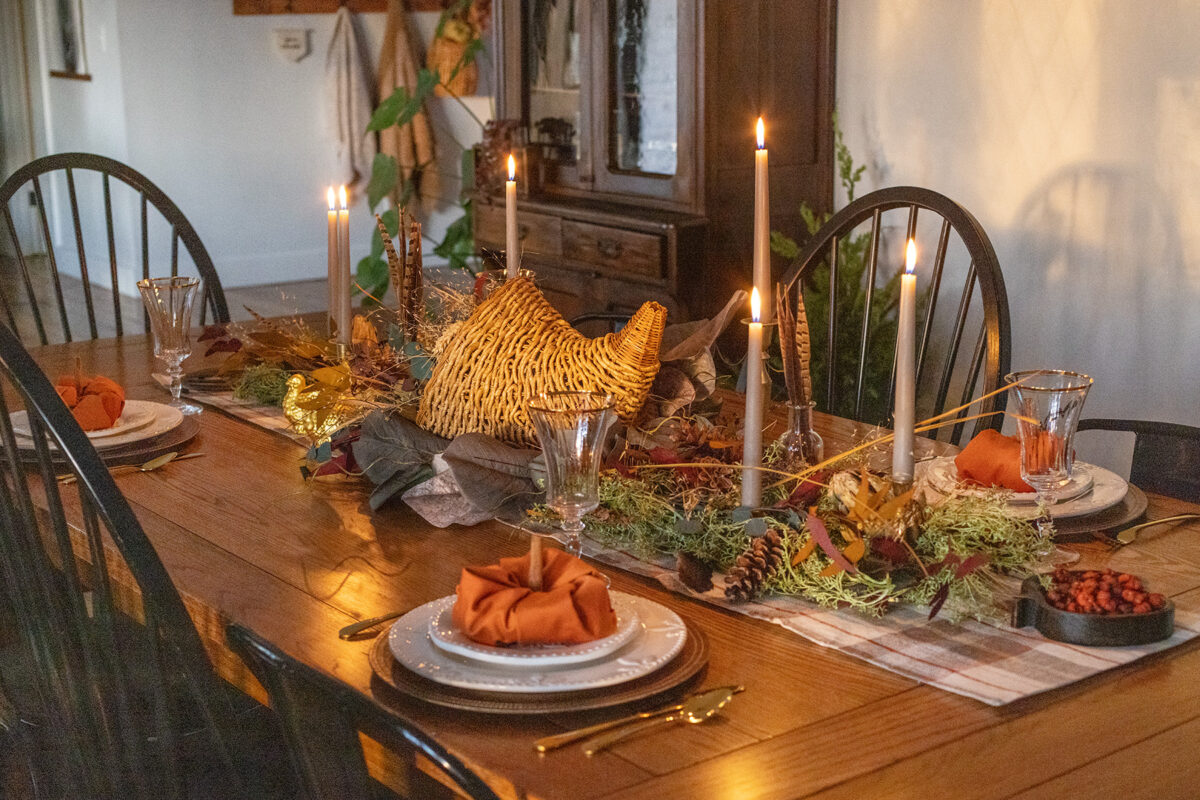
428,35 -> 478,97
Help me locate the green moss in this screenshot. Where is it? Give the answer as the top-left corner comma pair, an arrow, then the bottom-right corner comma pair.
233,364 -> 290,407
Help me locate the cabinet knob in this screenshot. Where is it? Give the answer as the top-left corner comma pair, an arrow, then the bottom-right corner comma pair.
597,238 -> 623,259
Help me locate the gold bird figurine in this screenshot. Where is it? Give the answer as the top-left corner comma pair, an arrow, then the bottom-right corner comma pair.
282,368 -> 361,444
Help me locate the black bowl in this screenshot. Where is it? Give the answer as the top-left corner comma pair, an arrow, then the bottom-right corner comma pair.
1013,576 -> 1174,647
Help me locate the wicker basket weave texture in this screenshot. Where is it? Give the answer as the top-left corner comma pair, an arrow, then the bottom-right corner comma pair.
417,277 -> 666,445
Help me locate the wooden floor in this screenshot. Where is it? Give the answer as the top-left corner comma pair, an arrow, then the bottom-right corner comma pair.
0,254 -> 329,343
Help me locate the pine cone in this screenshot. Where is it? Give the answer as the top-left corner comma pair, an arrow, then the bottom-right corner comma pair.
724,529 -> 785,602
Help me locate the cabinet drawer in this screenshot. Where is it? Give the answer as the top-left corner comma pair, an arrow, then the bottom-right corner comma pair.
561,221 -> 664,280
475,204 -> 562,258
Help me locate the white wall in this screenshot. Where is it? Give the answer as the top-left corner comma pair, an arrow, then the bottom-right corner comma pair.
837,0 -> 1200,456
28,0 -> 492,288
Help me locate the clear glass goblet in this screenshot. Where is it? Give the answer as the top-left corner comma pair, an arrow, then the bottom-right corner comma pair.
527,391 -> 617,557
1007,370 -> 1093,532
137,276 -> 202,415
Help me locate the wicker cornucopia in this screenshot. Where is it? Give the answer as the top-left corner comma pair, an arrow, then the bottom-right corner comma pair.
417,277 -> 666,445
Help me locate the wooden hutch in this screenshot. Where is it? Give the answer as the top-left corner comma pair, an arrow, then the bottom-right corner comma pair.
472,0 -> 837,324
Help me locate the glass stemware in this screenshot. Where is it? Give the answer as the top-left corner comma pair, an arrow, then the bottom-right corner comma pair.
137,276 -> 202,415
1007,370 -> 1093,532
527,391 -> 617,557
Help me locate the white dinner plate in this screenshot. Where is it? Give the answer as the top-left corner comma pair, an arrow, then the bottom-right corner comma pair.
388,592 -> 687,694
11,400 -> 157,441
428,592 -> 641,668
919,456 -> 1094,505
917,457 -> 1129,520
12,400 -> 184,451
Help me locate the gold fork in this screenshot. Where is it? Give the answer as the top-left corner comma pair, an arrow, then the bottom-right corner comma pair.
1110,514 -> 1200,547
57,452 -> 205,484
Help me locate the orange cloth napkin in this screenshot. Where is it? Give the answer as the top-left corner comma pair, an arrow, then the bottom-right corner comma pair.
954,429 -> 1034,493
452,548 -> 618,646
54,374 -> 125,431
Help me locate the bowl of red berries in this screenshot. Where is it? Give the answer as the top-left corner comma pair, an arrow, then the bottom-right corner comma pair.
1014,568 -> 1174,646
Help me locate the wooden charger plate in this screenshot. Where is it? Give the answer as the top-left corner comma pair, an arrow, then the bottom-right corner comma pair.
1052,483 -> 1149,541
369,618 -> 709,715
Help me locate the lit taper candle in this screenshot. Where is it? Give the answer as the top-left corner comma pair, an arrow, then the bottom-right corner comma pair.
326,187 -> 338,338
741,288 -> 765,507
506,154 -> 519,279
336,185 -> 352,348
892,239 -> 918,483
753,117 -> 772,322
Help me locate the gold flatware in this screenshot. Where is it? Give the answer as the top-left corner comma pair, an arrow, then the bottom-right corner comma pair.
58,452 -> 205,484
535,685 -> 744,753
1112,514 -> 1200,547
581,685 -> 742,756
338,610 -> 407,640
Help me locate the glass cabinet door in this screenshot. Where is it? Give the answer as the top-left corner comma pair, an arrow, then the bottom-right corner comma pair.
525,0 -> 592,189
608,0 -> 678,176
514,0 -> 697,210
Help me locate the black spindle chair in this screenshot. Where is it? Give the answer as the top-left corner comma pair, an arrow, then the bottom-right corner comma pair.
1077,419 -> 1200,503
227,624 -> 501,800
0,323 -> 273,799
776,186 -> 1011,444
0,152 -> 230,345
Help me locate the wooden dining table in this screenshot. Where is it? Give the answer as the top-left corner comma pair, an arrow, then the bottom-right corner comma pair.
29,331 -> 1200,800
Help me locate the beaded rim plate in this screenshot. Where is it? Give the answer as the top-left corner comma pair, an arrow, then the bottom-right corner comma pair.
388,593 -> 686,693
428,592 -> 642,667
13,400 -> 184,451
918,458 -> 1129,520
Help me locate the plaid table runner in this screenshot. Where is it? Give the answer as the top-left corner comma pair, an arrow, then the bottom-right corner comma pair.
195,390 -> 1200,706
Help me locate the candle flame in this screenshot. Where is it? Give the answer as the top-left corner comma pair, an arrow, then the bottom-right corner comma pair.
750,287 -> 761,322
326,186 -> 336,211
756,117 -> 765,150
508,154 -> 516,181
905,238 -> 917,274
338,185 -> 348,211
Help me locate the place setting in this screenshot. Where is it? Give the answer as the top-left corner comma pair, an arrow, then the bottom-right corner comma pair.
367,391 -> 714,719
11,276 -> 205,468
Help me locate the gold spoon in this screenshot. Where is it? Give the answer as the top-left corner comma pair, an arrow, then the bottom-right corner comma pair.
1112,514 -> 1200,547
536,685 -> 744,752
58,452 -> 205,484
581,685 -> 742,756
337,610 -> 407,640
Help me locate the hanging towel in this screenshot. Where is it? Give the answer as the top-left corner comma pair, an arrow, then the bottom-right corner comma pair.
325,6 -> 377,198
378,0 -> 440,211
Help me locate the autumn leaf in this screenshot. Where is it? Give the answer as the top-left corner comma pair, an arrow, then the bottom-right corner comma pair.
843,539 -> 867,564
791,537 -> 816,566
806,512 -> 858,575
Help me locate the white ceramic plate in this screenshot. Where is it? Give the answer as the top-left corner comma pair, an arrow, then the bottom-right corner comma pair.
917,457 -> 1129,520
919,456 -> 1094,505
388,592 -> 687,693
12,399 -> 158,440
12,401 -> 184,451
428,593 -> 641,668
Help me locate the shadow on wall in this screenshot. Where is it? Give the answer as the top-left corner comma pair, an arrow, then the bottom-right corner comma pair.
1006,163 -> 1197,473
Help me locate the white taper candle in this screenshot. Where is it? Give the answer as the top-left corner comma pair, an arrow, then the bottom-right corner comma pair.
741,288 -> 765,507
326,187 -> 338,339
336,185 -> 352,348
753,117 -> 772,322
892,239 -> 918,483
506,154 -> 519,279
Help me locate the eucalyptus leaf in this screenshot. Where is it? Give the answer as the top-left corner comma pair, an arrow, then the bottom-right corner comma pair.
368,86 -> 412,132
366,154 -> 398,210
744,518 -> 769,538
402,341 -> 434,381
441,434 -> 541,518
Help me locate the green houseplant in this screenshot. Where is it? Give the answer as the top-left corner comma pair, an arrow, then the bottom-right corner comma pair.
357,0 -> 486,301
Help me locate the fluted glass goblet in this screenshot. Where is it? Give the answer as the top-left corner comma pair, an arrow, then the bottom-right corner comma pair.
137,276 -> 202,415
527,391 -> 617,556
1007,370 -> 1093,532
